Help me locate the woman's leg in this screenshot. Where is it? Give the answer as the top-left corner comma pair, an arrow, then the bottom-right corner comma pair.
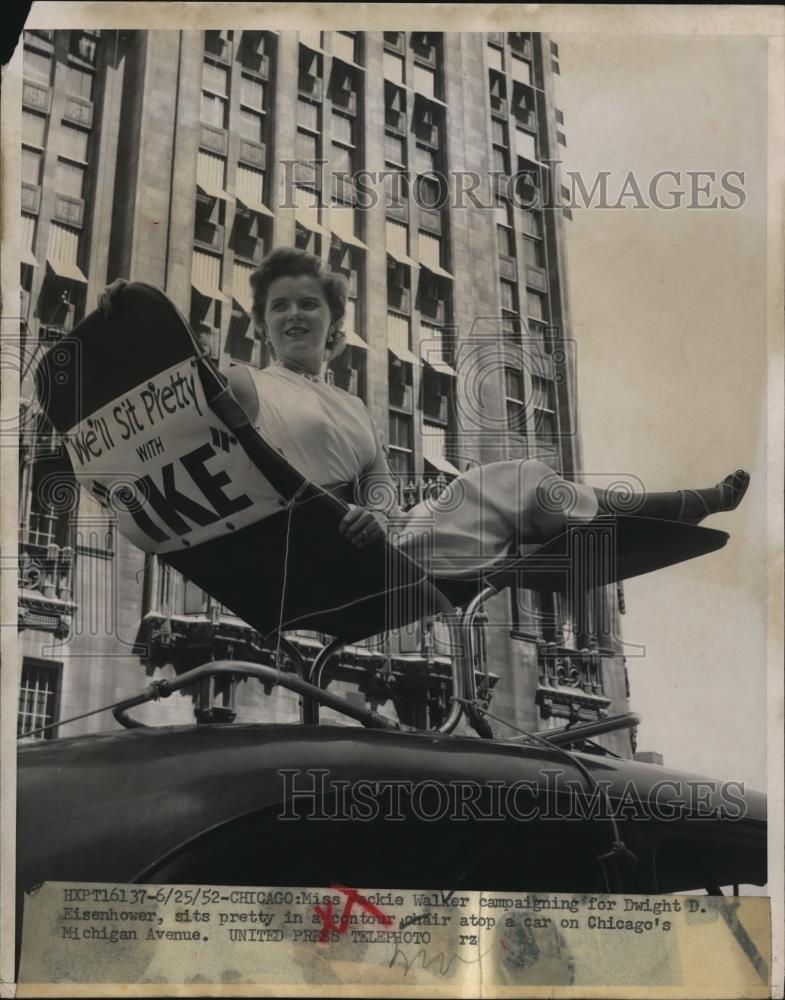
591,469 -> 750,525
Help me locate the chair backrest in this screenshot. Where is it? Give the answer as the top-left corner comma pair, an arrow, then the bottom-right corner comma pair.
36,283 -> 433,642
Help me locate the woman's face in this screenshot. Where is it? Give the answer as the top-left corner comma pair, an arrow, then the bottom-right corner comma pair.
263,273 -> 332,373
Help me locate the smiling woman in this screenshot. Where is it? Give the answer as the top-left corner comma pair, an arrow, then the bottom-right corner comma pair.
98,248 -> 750,574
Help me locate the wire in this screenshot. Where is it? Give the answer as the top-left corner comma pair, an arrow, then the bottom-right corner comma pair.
453,697 -> 638,870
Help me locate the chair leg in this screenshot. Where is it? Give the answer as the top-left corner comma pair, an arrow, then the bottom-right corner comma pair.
268,632 -> 319,725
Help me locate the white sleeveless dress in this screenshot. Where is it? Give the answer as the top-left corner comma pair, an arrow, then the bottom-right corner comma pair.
243,365 -> 598,577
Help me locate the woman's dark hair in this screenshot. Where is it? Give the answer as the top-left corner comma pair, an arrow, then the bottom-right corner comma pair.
249,246 -> 347,331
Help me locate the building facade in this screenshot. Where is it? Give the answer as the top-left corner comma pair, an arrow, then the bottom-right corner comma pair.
17,28 -> 632,750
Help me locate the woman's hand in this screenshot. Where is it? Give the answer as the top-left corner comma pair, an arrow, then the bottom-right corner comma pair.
97,278 -> 129,318
339,505 -> 387,548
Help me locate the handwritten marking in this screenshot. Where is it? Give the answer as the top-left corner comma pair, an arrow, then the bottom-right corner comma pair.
389,944 -> 492,978
313,884 -> 393,943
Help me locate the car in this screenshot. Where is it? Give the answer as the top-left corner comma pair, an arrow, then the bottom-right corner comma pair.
16,716 -> 766,967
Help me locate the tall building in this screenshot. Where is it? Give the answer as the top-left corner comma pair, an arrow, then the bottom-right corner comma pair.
17,28 -> 632,750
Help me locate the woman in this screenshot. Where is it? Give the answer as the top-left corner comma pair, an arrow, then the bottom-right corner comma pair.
99,247 -> 750,575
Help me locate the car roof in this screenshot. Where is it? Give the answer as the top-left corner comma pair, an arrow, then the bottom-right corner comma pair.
17,724 -> 765,888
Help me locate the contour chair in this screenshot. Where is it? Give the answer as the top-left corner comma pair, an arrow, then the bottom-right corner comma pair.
35,283 -> 730,741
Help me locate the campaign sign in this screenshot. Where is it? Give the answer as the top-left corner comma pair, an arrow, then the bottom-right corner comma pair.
63,360 -> 281,555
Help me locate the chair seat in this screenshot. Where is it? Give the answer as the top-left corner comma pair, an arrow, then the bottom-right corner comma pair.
36,282 -> 730,646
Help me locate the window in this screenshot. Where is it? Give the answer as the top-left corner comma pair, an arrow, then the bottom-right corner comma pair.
523,235 -> 545,268
23,46 -> 52,84
413,100 -> 439,146
203,60 -> 228,96
493,144 -> 510,176
296,129 -> 321,188
500,280 -> 521,338
332,111 -> 354,146
299,46 -> 323,99
205,29 -> 231,61
487,44 -> 504,73
421,366 -> 451,425
331,193 -> 357,244
505,367 -> 525,435
60,124 -> 89,162
514,128 -> 537,162
293,184 -> 321,231
197,150 -> 226,193
294,102 -> 318,136
238,107 -> 264,143
383,51 -> 405,86
331,142 -> 354,181
511,52 -> 532,84
414,144 -> 442,208
388,311 -> 413,360
532,374 -> 557,450
47,222 -> 81,266
299,30 -> 323,51
500,279 -> 518,313
385,82 -> 406,133
387,411 -> 413,475
527,290 -> 547,322
387,258 -> 410,313
489,71 -> 506,117
511,589 -> 560,641
384,32 -> 404,52
22,214 -> 37,259
387,131 -> 408,179
512,82 -> 535,127
419,231 -> 445,272
413,63 -> 436,100
22,111 -> 47,148
522,208 -> 543,240
201,61 -> 228,128
236,164 -> 265,206
69,30 -> 99,65
240,74 -> 265,111
496,199 -> 514,257
333,31 -> 358,65
411,32 -> 438,67
330,62 -> 357,113
66,64 -> 94,100
386,219 -> 410,260
296,129 -> 319,165
232,259 -> 255,314
509,33 -> 532,60
25,419 -> 76,549
383,168 -> 407,216
192,249 -> 223,296
22,147 -> 42,186
18,660 -> 61,741
55,158 -> 85,199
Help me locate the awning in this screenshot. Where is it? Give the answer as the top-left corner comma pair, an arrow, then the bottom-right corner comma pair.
46,256 -> 87,284
294,208 -> 324,234
420,259 -> 453,281
197,180 -> 231,202
343,330 -> 368,350
386,246 -> 417,269
331,227 -> 367,250
422,352 -> 456,376
192,277 -> 229,303
236,194 -> 274,218
22,250 -> 37,267
388,342 -> 419,366
424,453 -> 461,477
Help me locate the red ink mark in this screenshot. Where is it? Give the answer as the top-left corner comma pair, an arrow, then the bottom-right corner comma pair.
500,939 -> 507,950
313,884 -> 394,943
